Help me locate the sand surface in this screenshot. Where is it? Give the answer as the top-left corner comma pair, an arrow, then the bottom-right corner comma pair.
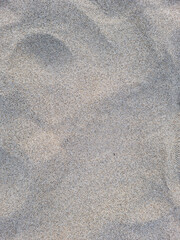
0,0 -> 180,239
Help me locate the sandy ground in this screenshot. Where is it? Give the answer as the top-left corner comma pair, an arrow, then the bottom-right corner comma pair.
0,0 -> 180,239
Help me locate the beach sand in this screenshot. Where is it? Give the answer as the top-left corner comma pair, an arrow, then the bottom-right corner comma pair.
0,0 -> 180,239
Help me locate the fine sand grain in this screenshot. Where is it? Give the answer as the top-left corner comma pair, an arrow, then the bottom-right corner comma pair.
0,0 -> 180,239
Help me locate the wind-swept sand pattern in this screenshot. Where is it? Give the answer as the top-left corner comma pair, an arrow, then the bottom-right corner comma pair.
0,0 -> 180,239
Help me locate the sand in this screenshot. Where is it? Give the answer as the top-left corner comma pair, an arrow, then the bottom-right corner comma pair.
0,0 -> 180,239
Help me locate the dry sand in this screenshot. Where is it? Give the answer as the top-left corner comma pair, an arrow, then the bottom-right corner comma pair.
0,0 -> 180,239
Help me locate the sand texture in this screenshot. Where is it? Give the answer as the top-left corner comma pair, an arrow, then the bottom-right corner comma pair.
0,0 -> 180,239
